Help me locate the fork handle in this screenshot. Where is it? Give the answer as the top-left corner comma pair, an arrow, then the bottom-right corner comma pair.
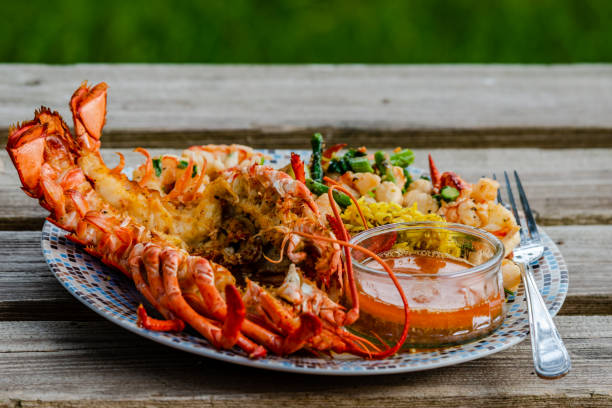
521,262 -> 571,379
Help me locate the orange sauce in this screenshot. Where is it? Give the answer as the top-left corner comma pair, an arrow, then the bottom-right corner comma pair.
353,252 -> 504,347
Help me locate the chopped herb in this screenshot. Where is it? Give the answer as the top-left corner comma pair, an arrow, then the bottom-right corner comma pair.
390,149 -> 415,168
367,190 -> 376,198
420,175 -> 430,181
260,157 -> 265,165
504,288 -> 515,297
152,158 -> 162,177
192,165 -> 198,178
177,160 -> 188,169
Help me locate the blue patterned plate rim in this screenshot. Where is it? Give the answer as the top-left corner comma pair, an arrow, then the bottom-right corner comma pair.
40,156 -> 569,375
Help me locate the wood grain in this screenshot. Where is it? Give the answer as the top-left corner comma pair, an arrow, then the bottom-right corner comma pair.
0,316 -> 610,407
1,148 -> 611,230
2,65 -> 612,148
0,225 -> 610,321
1,65 -> 611,407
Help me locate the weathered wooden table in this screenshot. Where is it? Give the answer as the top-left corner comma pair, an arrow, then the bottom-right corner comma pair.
1,65 -> 611,407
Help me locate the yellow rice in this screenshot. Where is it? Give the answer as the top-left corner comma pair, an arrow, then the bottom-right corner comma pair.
341,198 -> 461,257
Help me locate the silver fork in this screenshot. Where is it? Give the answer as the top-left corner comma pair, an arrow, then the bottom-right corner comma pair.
493,171 -> 571,379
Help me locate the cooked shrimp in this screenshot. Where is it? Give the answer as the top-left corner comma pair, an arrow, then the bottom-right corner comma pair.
315,193 -> 334,218
502,259 -> 521,293
391,166 -> 406,189
352,172 -> 381,196
375,181 -> 403,205
407,178 -> 434,195
471,178 -> 499,203
403,190 -> 439,214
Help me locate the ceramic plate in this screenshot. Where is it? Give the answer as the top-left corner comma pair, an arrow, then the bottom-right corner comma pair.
40,150 -> 569,375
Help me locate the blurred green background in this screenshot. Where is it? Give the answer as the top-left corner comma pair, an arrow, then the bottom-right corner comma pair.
2,0 -> 610,63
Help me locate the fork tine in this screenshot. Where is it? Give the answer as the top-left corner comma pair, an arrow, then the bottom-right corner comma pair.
514,171 -> 540,241
492,174 -> 504,205
504,171 -> 528,242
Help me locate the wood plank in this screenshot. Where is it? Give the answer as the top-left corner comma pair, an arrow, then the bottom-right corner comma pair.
2,64 -> 612,148
0,225 -> 610,322
1,148 -> 611,229
0,316 -> 610,407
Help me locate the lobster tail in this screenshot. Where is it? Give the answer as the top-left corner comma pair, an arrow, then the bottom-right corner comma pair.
70,81 -> 108,152
7,107 -> 74,198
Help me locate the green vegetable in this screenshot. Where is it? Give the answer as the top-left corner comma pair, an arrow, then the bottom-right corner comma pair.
367,190 -> 376,198
327,158 -> 348,174
440,186 -> 460,202
504,288 -> 515,297
311,132 -> 323,152
374,151 -> 396,182
260,157 -> 265,165
402,169 -> 413,191
192,164 -> 198,178
348,156 -> 374,173
305,179 -> 351,208
390,149 -> 415,168
310,133 -> 324,182
420,175 -> 431,181
152,158 -> 162,177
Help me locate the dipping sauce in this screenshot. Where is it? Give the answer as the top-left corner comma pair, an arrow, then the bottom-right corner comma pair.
351,250 -> 505,348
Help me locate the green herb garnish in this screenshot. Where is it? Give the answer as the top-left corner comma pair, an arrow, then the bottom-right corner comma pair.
152,158 -> 162,177
177,160 -> 188,169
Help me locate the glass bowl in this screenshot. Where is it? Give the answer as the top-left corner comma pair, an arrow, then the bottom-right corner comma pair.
348,221 -> 505,349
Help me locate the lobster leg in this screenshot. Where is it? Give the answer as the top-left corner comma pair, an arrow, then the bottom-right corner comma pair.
160,248 -> 240,350
137,304 -> 185,332
128,245 -> 157,309
141,243 -> 174,318
192,257 -> 227,319
184,294 -> 268,358
220,284 -> 246,349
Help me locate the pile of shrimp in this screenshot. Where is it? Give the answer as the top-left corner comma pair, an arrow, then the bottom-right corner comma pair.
309,151 -> 522,293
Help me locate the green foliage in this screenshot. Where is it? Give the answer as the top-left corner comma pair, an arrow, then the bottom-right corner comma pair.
2,0 -> 611,63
